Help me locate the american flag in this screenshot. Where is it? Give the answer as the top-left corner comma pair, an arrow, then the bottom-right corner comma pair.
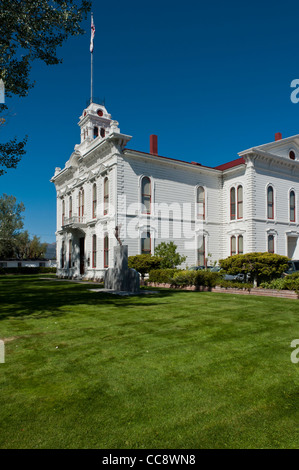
90,14 -> 95,53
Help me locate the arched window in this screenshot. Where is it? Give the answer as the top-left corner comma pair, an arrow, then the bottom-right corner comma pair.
290,190 -> 296,222
230,187 -> 236,220
238,235 -> 243,254
69,239 -> 72,268
197,186 -> 205,220
78,188 -> 84,219
93,126 -> 99,138
267,186 -> 274,219
268,234 -> 274,253
92,183 -> 97,219
197,236 -> 205,266
69,196 -> 72,219
61,241 -> 65,268
231,236 -> 236,256
141,177 -> 151,214
289,150 -> 295,160
104,235 -> 109,268
104,177 -> 109,215
237,185 -> 243,219
141,231 -> 151,254
100,128 -> 105,138
92,235 -> 97,268
62,200 -> 65,226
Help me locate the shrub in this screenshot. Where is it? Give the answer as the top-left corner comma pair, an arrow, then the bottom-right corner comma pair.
260,273 -> 299,291
170,270 -> 220,289
128,255 -> 162,281
148,269 -> 180,284
219,252 -> 289,286
154,242 -> 187,269
217,279 -> 252,290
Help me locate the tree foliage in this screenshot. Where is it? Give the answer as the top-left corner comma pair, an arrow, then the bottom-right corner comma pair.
15,231 -> 47,259
128,255 -> 162,280
0,0 -> 92,174
219,252 -> 289,286
0,194 -> 47,259
154,241 -> 187,269
0,193 -> 25,257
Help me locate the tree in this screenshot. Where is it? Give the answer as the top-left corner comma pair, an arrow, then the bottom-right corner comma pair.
0,193 -> 25,257
154,241 -> 187,269
15,231 -> 47,259
128,255 -> 162,283
219,252 -> 289,287
0,0 -> 92,174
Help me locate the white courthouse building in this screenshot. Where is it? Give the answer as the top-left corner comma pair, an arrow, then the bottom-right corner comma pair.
51,102 -> 299,279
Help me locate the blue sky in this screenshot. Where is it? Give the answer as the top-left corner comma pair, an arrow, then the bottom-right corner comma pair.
2,0 -> 299,243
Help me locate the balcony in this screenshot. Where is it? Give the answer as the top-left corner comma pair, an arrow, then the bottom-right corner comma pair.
62,216 -> 87,229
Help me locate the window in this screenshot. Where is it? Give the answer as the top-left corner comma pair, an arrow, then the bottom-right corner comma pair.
267,186 -> 274,219
230,187 -> 236,220
61,241 -> 65,268
104,178 -> 109,215
268,234 -> 274,253
39,262 -> 45,267
237,185 -> 243,219
69,196 -> 72,219
100,128 -> 105,138
92,235 -> 97,268
238,235 -> 243,254
289,150 -> 295,160
197,186 -> 205,220
62,200 -> 65,226
104,235 -> 109,268
290,190 -> 296,222
97,109 -> 103,117
92,183 -> 97,219
141,231 -> 151,254
79,188 -> 84,218
94,126 -> 99,138
0,262 -> 7,268
197,236 -> 205,266
231,236 -> 236,256
69,239 -> 72,268
141,177 -> 151,214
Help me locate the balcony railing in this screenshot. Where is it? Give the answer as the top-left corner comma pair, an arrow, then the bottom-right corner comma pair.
62,216 -> 86,227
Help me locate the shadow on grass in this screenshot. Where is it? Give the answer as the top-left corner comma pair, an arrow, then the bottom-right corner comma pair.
0,275 -> 185,321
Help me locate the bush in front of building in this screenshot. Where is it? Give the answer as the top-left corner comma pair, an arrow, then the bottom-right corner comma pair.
148,268 -> 181,284
260,272 -> 299,291
128,254 -> 162,282
219,252 -> 289,287
154,242 -> 187,269
169,269 -> 220,289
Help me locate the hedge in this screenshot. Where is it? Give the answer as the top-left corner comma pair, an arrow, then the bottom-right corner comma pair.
0,267 -> 56,275
148,269 -> 180,284
260,272 -> 299,291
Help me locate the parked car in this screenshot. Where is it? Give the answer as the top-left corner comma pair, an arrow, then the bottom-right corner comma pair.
188,265 -> 207,271
284,260 -> 299,275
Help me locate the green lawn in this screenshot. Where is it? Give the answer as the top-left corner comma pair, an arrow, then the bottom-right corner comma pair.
0,275 -> 298,449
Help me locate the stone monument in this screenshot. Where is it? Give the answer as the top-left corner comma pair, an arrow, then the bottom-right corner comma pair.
104,227 -> 140,293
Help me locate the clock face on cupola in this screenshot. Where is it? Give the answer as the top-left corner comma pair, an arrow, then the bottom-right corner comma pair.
78,102 -> 120,145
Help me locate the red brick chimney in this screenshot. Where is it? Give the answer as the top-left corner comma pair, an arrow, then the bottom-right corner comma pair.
275,132 -> 282,141
150,135 -> 158,155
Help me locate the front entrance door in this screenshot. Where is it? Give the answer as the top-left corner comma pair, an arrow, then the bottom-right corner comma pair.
80,237 -> 85,275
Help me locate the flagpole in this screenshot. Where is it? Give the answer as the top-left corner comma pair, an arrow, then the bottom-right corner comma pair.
90,13 -> 94,104
90,49 -> 93,104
